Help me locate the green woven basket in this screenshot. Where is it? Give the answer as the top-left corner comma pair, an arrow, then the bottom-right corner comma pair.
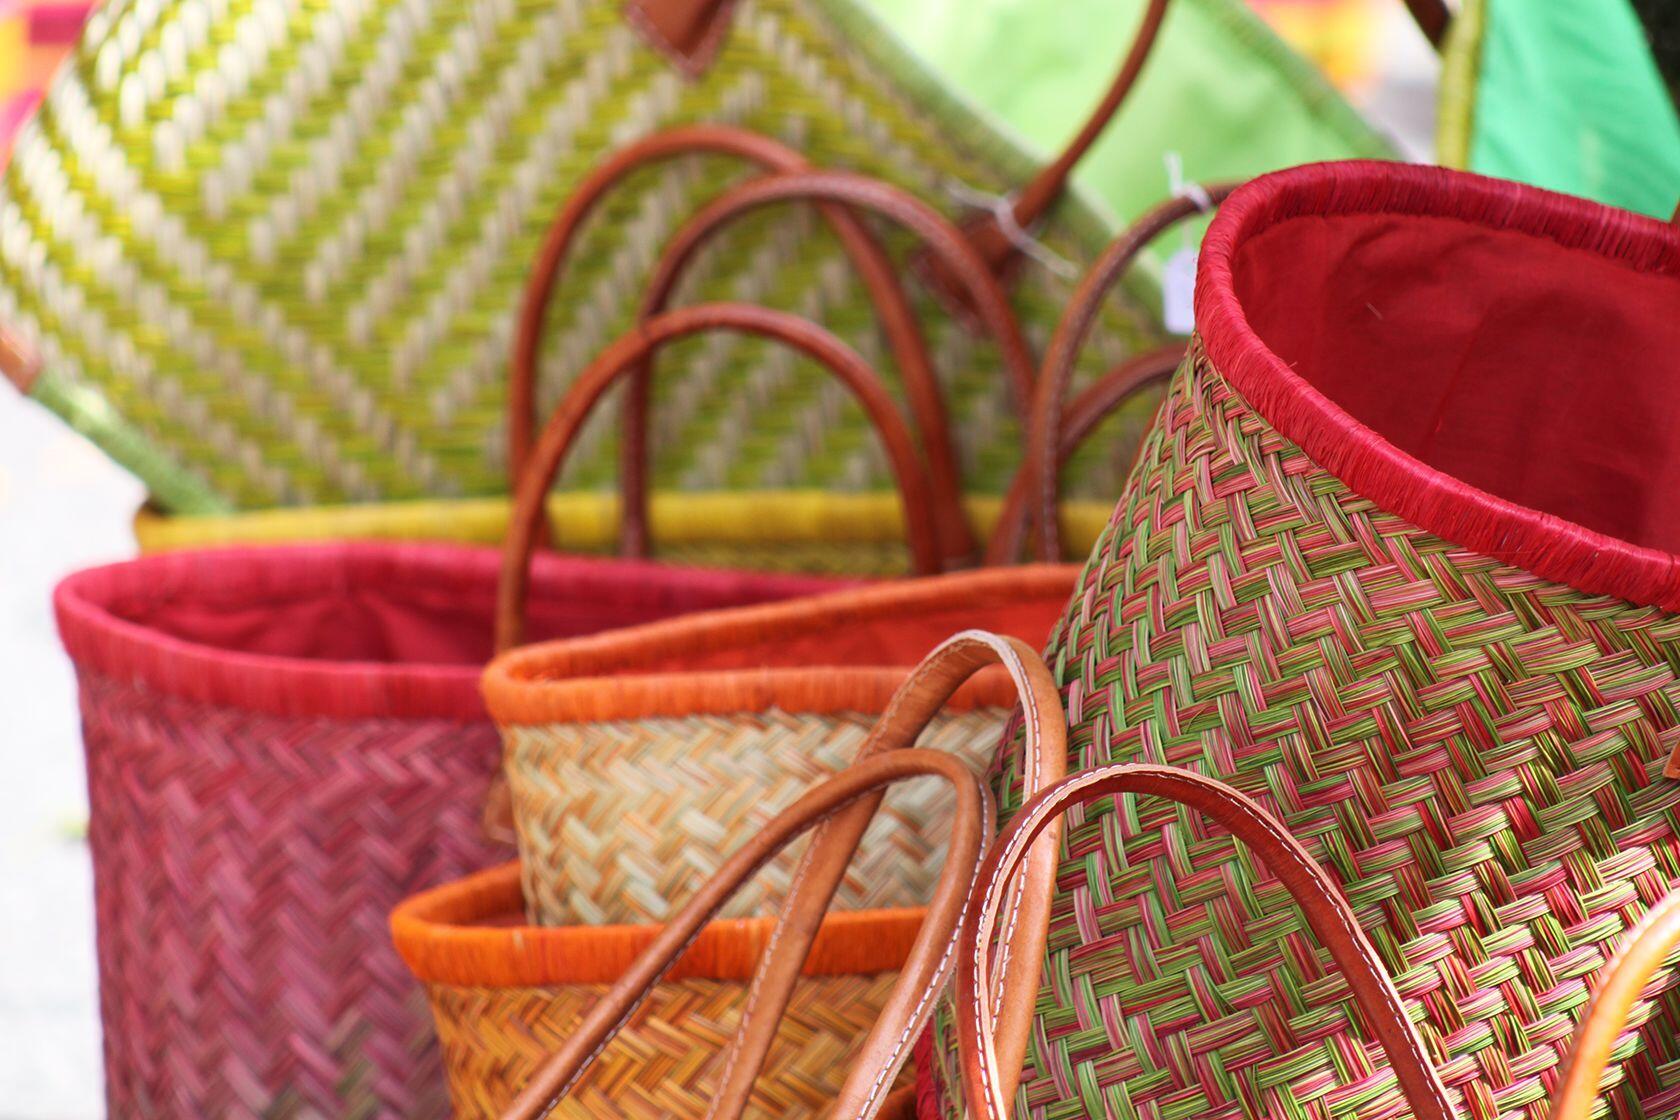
0,0 -> 1389,524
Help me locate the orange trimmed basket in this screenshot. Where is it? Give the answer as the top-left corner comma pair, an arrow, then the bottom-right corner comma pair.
481,564 -> 1076,926
391,862 -> 922,1119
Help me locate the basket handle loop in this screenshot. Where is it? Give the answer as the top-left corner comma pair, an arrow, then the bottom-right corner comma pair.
989,184 -> 1239,564
499,746 -> 995,1120
707,630 -> 1070,1119
624,168 -> 1042,570
1551,889 -> 1680,1120
955,764 -> 1460,1120
495,302 -> 944,650
509,124 -> 945,552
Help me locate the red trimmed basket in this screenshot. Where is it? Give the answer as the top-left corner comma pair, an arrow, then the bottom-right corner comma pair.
53,542 -> 836,1118
926,162 -> 1680,1118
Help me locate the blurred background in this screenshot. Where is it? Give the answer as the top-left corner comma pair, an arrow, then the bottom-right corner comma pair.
0,0 -> 1436,1113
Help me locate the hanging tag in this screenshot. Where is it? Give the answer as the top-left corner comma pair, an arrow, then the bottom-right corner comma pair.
1162,246 -> 1196,335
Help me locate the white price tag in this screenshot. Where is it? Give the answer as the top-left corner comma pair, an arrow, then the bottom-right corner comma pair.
1162,246 -> 1197,335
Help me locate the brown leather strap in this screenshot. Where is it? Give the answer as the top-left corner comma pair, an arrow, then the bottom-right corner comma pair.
952,763 -> 1458,1120
495,302 -> 943,651
622,0 -> 738,77
0,325 -> 40,392
510,124 -> 941,555
999,184 -> 1239,564
987,342 -> 1183,564
1403,0 -> 1452,48
498,746 -> 993,1120
1552,889 -> 1680,1120
623,169 -> 1040,571
708,630 -> 1069,1119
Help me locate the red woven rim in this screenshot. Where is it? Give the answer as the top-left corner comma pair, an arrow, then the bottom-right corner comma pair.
1197,161 -> 1680,611
54,543 -> 832,720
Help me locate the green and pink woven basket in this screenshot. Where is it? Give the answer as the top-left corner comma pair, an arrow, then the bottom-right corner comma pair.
924,160 -> 1680,1119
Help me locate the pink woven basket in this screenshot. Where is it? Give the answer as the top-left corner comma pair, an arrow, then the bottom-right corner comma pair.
53,542 -> 837,1117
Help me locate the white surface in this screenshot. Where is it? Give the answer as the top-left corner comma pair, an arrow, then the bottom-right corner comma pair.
0,392 -> 140,1119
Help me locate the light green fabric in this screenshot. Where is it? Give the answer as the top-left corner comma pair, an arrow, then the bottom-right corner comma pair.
864,0 -> 1394,228
1442,0 -> 1680,218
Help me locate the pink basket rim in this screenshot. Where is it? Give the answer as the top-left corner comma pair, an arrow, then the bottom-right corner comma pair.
53,542 -> 829,720
1196,160 -> 1680,612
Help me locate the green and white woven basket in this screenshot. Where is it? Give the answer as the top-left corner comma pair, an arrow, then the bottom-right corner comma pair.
0,0 -> 1390,544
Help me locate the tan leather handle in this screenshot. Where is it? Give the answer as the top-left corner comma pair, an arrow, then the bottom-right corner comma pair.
509,124 -> 944,555
0,326 -> 41,392
954,763 -> 1459,1120
987,341 -> 1184,564
1552,889 -> 1680,1120
495,302 -> 944,650
705,630 -> 1069,1119
622,168 -> 1041,571
993,184 -> 1240,565
499,746 -> 994,1120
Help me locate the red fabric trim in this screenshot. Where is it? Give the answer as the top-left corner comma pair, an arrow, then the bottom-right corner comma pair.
54,543 -> 841,721
1197,161 -> 1680,610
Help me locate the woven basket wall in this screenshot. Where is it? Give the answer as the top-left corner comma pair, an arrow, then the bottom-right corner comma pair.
926,164 -> 1680,1119
484,565 -> 1076,925
53,543 -> 836,1117
393,863 -> 919,1119
0,0 -> 1163,520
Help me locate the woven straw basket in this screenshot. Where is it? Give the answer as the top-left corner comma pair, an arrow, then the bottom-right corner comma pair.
482,564 -> 1075,925
52,542 -> 835,1117
0,0 -> 1175,529
925,161 -> 1680,1118
391,861 -> 923,1119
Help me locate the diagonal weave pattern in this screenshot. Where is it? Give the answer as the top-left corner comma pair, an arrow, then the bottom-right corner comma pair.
427,970 -> 906,1119
507,706 -> 1004,925
0,0 -> 1157,514
78,674 -> 501,1118
931,345 -> 1680,1119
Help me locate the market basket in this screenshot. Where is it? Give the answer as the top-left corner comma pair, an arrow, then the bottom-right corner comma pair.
925,160 -> 1680,1118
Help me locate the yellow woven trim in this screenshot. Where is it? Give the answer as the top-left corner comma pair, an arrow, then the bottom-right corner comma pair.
133,491 -> 1115,558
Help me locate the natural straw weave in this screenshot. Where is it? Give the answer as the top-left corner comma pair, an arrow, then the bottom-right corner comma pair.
0,0 -> 1158,517
392,862 -> 921,1119
928,164 -> 1680,1119
483,565 -> 1076,925
53,543 -> 836,1118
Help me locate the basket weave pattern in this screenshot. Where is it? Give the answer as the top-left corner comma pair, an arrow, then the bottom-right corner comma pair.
79,676 -> 500,1118
932,345 -> 1680,1119
508,706 -> 1005,924
427,970 -> 902,1118
0,0 -> 1154,513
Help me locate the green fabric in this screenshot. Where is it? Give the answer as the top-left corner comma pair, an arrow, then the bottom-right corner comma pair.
863,0 -> 1394,228
1443,0 -> 1680,218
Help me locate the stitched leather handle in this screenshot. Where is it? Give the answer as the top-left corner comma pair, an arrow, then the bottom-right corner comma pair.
990,184 -> 1240,565
954,764 -> 1459,1120
499,746 -> 995,1120
495,302 -> 946,651
509,124 -> 944,555
1551,889 -> 1680,1120
706,630 -> 1069,1119
622,168 -> 1042,571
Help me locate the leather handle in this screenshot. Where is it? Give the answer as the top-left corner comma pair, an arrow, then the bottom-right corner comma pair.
954,764 -> 1459,1120
0,326 -> 41,392
623,168 -> 1041,571
495,302 -> 944,651
706,630 -> 1069,1120
623,0 -> 737,76
499,746 -> 995,1120
509,124 -> 944,555
991,184 -> 1239,565
1551,889 -> 1680,1120
1403,0 -> 1452,48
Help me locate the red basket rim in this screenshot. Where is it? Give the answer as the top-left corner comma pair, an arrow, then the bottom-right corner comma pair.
1196,160 -> 1680,611
53,543 -> 832,720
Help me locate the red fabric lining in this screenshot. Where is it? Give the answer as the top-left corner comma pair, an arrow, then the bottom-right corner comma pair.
55,544 -> 843,719
1198,162 -> 1680,609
